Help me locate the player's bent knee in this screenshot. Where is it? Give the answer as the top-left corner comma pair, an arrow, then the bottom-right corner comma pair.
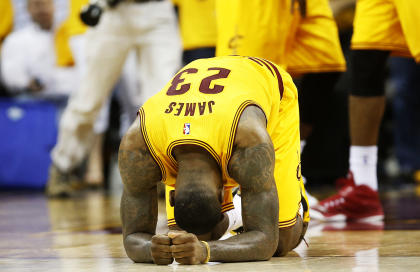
274,241 -> 289,257
350,50 -> 390,97
274,216 -> 307,257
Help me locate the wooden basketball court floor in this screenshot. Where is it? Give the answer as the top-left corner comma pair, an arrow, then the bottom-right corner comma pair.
1,186 -> 420,272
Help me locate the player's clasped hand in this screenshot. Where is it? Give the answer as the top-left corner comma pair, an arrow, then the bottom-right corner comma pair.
150,234 -> 173,265
151,231 -> 208,265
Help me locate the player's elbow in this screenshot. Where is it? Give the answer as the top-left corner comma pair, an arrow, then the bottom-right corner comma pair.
255,230 -> 279,261
123,237 -> 140,263
123,235 -> 153,264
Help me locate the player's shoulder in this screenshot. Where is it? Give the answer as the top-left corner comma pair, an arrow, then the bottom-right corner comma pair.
119,115 -> 161,191
119,115 -> 148,156
234,105 -> 271,148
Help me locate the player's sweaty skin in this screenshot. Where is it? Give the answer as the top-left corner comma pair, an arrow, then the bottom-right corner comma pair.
118,106 -> 303,264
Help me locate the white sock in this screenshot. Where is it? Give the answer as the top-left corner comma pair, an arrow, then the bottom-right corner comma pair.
224,194 -> 243,232
349,146 -> 378,190
220,194 -> 243,239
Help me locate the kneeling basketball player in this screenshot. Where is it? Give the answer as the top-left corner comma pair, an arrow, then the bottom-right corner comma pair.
119,55 -> 310,265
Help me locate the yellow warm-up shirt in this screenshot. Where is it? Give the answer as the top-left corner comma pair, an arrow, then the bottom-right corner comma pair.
352,0 -> 420,62
140,56 -> 309,228
0,0 -> 13,47
55,0 -> 89,66
172,0 -> 216,50
215,0 -> 345,74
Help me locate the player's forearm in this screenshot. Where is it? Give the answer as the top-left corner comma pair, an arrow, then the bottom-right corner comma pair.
123,233 -> 154,263
207,230 -> 278,262
1,62 -> 31,92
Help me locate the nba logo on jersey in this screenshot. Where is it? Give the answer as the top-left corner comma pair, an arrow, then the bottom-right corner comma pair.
183,123 -> 191,135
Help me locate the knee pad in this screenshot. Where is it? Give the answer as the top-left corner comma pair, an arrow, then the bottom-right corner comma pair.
350,50 -> 390,96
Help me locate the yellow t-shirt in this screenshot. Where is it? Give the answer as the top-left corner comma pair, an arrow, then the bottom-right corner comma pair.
55,0 -> 89,66
0,0 -> 13,47
215,0 -> 345,74
140,55 -> 309,228
172,0 -> 217,50
351,0 -> 420,62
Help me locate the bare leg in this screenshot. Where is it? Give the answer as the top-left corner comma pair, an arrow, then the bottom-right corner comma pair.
349,96 -> 386,146
274,216 -> 307,257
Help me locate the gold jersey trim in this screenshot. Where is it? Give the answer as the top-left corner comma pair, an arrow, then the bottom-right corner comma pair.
166,139 -> 222,169
226,100 -> 253,164
247,57 -> 274,76
221,202 -> 235,213
246,56 -> 284,100
138,108 -> 167,183
278,217 -> 297,228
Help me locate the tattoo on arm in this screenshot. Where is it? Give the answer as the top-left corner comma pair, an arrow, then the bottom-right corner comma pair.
118,123 -> 162,263
207,141 -> 279,262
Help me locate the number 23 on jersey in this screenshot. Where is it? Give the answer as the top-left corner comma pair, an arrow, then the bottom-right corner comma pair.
164,67 -> 231,116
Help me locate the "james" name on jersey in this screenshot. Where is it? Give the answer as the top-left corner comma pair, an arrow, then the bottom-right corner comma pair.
164,101 -> 215,116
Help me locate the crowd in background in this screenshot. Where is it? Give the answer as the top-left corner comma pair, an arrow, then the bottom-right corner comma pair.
0,0 -> 419,194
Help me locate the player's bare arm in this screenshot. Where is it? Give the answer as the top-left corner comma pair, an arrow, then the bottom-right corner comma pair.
162,106 -> 279,264
205,106 -> 280,262
224,106 -> 307,258
119,116 -> 171,264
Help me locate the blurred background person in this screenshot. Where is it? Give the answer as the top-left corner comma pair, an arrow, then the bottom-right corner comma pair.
215,0 -> 346,206
0,0 -> 13,49
312,0 -> 419,221
172,0 -> 217,65
0,0 -> 13,96
55,0 -> 112,189
1,0 -> 77,107
1,0 -> 110,190
47,0 -> 182,197
389,57 -> 420,184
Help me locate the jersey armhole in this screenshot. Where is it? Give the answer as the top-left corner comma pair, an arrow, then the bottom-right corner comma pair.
138,107 -> 167,183
225,101 -> 267,180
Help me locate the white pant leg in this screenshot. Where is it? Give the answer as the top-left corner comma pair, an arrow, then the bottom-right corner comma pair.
69,35 -> 111,135
52,7 -> 133,172
117,50 -> 140,136
129,0 -> 182,104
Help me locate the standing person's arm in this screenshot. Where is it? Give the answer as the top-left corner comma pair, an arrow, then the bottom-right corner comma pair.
119,117 -> 172,265
1,33 -> 34,92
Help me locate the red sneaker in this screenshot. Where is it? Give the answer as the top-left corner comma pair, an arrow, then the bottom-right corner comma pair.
311,178 -> 384,222
335,171 -> 355,190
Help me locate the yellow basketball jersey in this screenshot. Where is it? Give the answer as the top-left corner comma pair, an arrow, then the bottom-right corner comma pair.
172,0 -> 217,50
140,56 -> 308,228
